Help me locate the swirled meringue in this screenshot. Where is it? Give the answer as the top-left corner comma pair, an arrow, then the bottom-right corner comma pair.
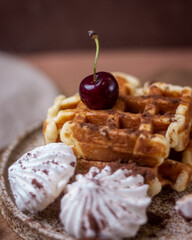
60,166 -> 151,239
8,143 -> 76,213
175,194 -> 192,220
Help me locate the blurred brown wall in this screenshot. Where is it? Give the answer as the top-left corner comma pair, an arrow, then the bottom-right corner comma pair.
0,0 -> 192,52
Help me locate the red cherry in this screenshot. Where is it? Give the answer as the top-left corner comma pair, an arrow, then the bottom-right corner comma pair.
79,71 -> 119,110
79,30 -> 119,110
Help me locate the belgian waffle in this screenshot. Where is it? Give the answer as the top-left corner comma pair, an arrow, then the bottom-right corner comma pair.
43,72 -> 192,196
159,137 -> 192,192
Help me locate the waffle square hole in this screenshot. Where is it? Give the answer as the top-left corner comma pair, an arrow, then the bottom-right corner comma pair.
158,104 -> 178,116
85,114 -> 107,126
168,149 -> 183,162
119,117 -> 140,130
152,121 -> 169,135
125,102 -> 145,114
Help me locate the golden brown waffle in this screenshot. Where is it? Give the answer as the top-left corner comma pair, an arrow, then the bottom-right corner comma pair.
158,137 -> 192,192
43,72 -> 192,195
44,73 -> 192,165
141,81 -> 192,151
158,158 -> 192,192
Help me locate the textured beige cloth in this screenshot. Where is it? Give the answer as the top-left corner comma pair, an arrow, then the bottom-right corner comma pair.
0,52 -> 58,149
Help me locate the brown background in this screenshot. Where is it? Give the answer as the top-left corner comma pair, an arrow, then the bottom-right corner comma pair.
0,0 -> 192,53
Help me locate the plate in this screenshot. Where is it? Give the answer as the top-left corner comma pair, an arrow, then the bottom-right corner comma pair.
0,123 -> 192,240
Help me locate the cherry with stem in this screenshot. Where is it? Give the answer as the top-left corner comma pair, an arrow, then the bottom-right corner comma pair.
79,30 -> 119,110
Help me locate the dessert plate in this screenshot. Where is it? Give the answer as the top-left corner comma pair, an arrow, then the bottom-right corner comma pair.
0,123 -> 192,240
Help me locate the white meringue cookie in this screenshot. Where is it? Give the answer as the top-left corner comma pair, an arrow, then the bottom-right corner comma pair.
60,166 -> 151,239
8,143 -> 76,213
175,194 -> 192,220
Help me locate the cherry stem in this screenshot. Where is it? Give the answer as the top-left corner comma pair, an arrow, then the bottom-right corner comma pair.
88,30 -> 99,82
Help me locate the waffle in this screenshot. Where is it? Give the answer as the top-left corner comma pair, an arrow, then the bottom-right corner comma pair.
43,72 -> 192,196
75,150 -> 192,197
159,137 -> 192,192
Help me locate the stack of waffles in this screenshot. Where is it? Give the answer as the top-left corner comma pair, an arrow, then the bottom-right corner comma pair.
43,72 -> 192,197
